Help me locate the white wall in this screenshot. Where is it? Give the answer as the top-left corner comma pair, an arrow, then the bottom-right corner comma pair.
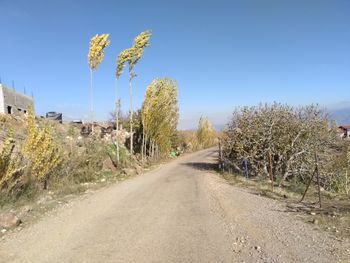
0,84 -> 34,115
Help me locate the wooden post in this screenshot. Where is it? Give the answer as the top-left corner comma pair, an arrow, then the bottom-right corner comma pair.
218,141 -> 223,171
345,170 -> 349,195
315,153 -> 322,208
243,158 -> 248,178
269,151 -> 274,191
300,160 -> 317,203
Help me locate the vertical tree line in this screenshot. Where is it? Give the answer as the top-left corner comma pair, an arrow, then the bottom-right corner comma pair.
141,78 -> 179,160
116,30 -> 151,155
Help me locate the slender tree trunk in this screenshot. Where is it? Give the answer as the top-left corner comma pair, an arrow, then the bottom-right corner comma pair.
115,79 -> 120,164
145,135 -> 149,158
144,135 -> 147,158
345,170 -> 349,195
148,140 -> 152,159
315,153 -> 322,208
129,74 -> 133,155
116,117 -> 120,163
300,167 -> 317,202
268,151 -> 274,191
141,123 -> 145,162
143,135 -> 146,157
155,144 -> 157,160
90,68 -> 94,122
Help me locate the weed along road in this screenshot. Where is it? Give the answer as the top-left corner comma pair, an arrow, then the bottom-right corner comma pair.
0,148 -> 349,263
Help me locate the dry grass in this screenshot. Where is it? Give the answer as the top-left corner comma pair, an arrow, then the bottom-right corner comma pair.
222,173 -> 350,239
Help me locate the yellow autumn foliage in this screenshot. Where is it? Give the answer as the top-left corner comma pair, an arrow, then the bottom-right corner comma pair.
115,47 -> 135,78
196,117 -> 216,149
115,30 -> 151,78
23,107 -> 61,182
0,130 -> 18,188
88,34 -> 110,70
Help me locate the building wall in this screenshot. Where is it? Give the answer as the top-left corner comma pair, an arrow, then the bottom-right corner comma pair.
0,84 -> 34,115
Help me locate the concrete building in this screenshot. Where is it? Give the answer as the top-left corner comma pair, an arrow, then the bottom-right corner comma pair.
0,84 -> 34,115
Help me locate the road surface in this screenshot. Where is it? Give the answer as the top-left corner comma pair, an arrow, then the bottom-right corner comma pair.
0,148 -> 349,262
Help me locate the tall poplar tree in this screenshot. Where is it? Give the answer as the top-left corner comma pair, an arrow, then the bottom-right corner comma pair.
116,30 -> 151,155
196,117 -> 216,149
88,34 -> 110,121
141,78 -> 179,158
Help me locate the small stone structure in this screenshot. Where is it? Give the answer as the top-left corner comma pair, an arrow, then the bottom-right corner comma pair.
338,125 -> 350,139
46,111 -> 63,123
0,84 -> 34,115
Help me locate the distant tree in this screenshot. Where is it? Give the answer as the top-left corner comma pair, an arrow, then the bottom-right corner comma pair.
116,30 -> 151,155
141,78 -> 179,159
196,117 -> 216,149
88,34 -> 110,121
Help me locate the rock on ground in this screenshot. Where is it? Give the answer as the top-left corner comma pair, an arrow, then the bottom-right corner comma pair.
0,213 -> 21,229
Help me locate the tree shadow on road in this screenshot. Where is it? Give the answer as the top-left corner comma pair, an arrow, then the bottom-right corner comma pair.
182,162 -> 219,172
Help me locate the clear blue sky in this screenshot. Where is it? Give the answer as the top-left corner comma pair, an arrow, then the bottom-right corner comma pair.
0,0 -> 349,129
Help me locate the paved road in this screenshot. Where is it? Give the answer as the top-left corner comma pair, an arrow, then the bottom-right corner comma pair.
0,148 -> 349,262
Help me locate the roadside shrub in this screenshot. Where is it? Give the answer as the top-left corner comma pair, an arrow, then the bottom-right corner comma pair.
62,139 -> 110,183
0,130 -> 27,196
107,143 -> 130,168
325,141 -> 350,194
22,107 -> 62,188
222,103 -> 337,190
0,114 -> 8,124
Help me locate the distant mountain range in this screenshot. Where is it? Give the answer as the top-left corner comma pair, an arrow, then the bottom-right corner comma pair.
328,101 -> 350,125
211,103 -> 350,130
178,102 -> 350,131
329,108 -> 350,125
213,124 -> 226,131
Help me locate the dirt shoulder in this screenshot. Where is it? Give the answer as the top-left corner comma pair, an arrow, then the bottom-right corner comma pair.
1,148 -> 349,263
203,172 -> 350,262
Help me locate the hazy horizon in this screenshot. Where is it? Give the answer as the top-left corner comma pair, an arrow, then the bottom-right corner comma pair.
0,0 -> 349,129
